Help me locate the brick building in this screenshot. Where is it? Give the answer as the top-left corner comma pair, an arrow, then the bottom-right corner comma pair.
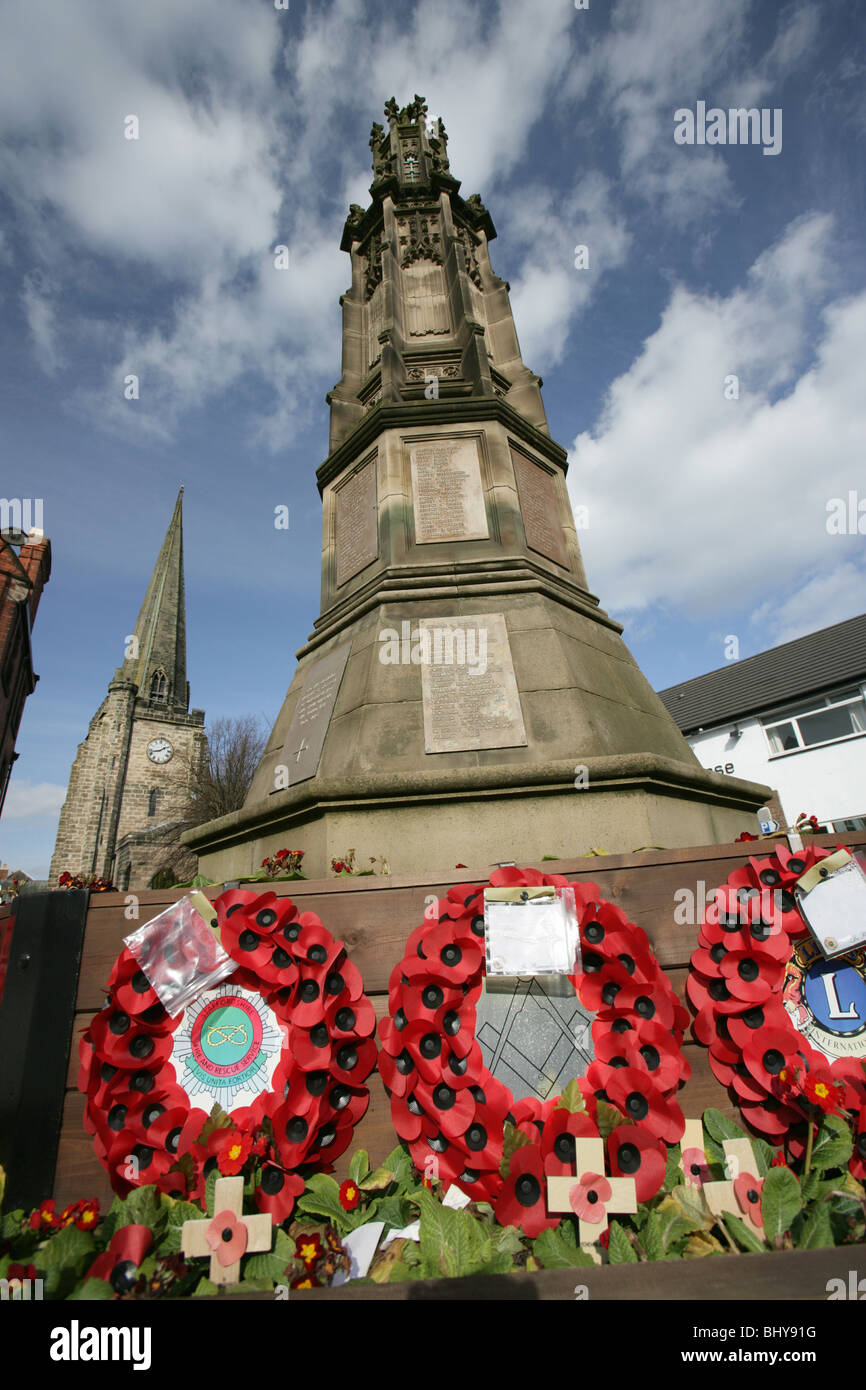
0,529 -> 52,818
49,489 -> 206,890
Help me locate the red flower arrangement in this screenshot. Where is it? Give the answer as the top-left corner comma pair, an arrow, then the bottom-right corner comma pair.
687,842 -> 866,1172
78,889 -> 377,1226
378,868 -> 690,1234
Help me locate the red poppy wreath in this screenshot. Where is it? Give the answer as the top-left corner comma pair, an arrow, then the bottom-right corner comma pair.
378,867 -> 690,1235
78,890 -> 377,1221
688,842 -> 866,1166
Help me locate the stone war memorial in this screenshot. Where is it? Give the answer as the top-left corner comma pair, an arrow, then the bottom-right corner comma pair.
2,98 -> 865,1319
185,95 -> 769,884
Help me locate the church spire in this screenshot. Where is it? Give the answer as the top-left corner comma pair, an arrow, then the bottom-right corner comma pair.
115,487 -> 189,712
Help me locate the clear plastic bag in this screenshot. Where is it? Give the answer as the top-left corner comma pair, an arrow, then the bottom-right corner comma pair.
123,891 -> 235,1017
483,884 -> 580,976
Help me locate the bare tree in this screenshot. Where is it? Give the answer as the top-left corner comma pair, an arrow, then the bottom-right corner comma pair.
149,714 -> 270,886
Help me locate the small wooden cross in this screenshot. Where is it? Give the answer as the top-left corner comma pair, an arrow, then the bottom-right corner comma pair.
181,1176 -> 273,1286
679,1118 -> 711,1188
546,1137 -> 638,1245
702,1138 -> 764,1233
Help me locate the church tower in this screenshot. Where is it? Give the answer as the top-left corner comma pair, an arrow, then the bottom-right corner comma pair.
187,96 -> 768,881
50,489 -> 206,890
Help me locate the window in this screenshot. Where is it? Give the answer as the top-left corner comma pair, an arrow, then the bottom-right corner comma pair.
762,687 -> 866,755
149,669 -> 167,703
148,789 -> 158,817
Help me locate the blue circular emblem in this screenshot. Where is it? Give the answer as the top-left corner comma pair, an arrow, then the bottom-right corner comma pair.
803,956 -> 866,1037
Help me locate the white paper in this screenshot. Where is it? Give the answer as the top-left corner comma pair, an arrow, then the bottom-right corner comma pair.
797,853 -> 866,957
442,1184 -> 471,1209
485,891 -> 577,975
380,1220 -> 420,1248
330,1221 -> 385,1286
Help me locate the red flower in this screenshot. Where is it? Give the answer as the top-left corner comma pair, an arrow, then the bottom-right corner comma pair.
29,1200 -> 60,1232
208,1127 -> 253,1176
291,1274 -> 321,1289
275,849 -> 290,862
206,1208 -> 248,1267
733,1172 -> 764,1233
339,1179 -> 360,1211
8,1263 -> 37,1281
802,1069 -> 846,1115
333,861 -> 345,873
736,832 -> 758,842
608,1125 -> 668,1202
89,1225 -> 153,1285
255,1165 -> 305,1224
569,1172 -> 611,1224
60,1198 -> 100,1231
261,857 -> 270,868
58,872 -> 72,885
493,1145 -> 558,1238
295,1232 -> 324,1267
603,1067 -> 684,1144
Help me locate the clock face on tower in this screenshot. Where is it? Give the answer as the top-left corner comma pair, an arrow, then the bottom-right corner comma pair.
146,737 -> 173,764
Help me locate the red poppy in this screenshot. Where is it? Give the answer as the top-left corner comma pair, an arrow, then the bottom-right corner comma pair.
740,1028 -> 811,1095
719,950 -> 784,1003
275,849 -> 290,862
681,1147 -> 711,1188
603,1068 -> 684,1144
569,1172 -> 611,1225
733,1172 -> 764,1233
608,1125 -> 668,1202
89,1225 -> 153,1285
339,1179 -> 360,1211
255,1165 -> 305,1223
295,1232 -> 324,1267
493,1144 -> 558,1238
206,1208 -> 248,1266
540,1107 -> 600,1176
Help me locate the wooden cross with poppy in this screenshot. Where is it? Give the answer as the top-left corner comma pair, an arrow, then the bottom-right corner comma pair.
181,1176 -> 274,1286
700,1137 -> 765,1236
546,1137 -> 638,1245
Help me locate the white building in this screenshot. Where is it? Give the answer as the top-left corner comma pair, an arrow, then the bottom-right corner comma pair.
658,615 -> 866,834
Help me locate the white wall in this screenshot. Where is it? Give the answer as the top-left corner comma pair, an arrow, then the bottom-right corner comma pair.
687,717 -> 866,828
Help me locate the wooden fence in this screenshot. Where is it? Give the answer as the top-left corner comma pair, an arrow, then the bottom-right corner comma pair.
2,832 -> 864,1213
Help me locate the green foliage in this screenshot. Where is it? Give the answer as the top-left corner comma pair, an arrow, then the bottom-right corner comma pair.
555,1080 -> 587,1115
499,1121 -> 531,1178
244,1228 -> 294,1282
532,1226 -> 595,1269
811,1114 -> 853,1171
760,1168 -> 802,1244
607,1222 -> 638,1264
723,1213 -> 766,1254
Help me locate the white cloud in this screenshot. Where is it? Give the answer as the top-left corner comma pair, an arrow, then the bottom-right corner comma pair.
505,173 -> 630,369
21,276 -> 61,373
569,211 -> 866,644
2,780 -> 67,820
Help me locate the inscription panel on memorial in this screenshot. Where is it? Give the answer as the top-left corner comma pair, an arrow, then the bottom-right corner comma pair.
420,612 -> 527,754
277,641 -> 352,786
510,446 -> 570,569
335,457 -> 378,587
409,437 -> 489,544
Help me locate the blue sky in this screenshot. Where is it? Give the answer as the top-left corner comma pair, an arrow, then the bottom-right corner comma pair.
2,0 -> 865,877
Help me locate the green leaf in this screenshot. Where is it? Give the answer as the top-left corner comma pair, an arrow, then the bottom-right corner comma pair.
723,1213 -> 766,1254
116,1184 -> 164,1236
417,1189 -> 486,1278
555,1080 -> 587,1115
607,1221 -> 637,1264
361,1143 -> 413,1192
662,1144 -> 682,1194
702,1108 -> 748,1166
492,1224 -> 526,1258
499,1122 -> 531,1179
193,1276 -> 220,1297
796,1204 -> 835,1250
1,1210 -> 25,1240
205,1169 -> 219,1218
532,1227 -> 595,1269
596,1100 -> 630,1141
653,1197 -> 701,1254
760,1167 -> 802,1243
750,1137 -> 775,1177
373,1193 -> 413,1233
641,1211 -> 666,1261
161,1200 -> 205,1255
40,1222 -> 97,1271
669,1184 -> 713,1231
349,1150 -> 370,1185
811,1114 -> 853,1171
800,1169 -> 835,1203
66,1276 -> 115,1301
244,1229 -> 293,1282
198,1104 -> 234,1147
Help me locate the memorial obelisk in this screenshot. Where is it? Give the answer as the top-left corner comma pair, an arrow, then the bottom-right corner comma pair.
187,96 -> 769,881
